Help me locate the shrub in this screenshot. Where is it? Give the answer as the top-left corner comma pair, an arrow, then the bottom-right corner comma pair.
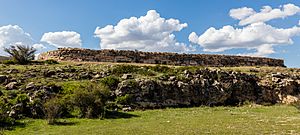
71,83 -> 110,118
115,94 -> 132,105
44,59 -> 59,65
0,98 -> 15,128
11,94 -> 31,119
60,81 -> 82,94
100,76 -> 120,90
0,111 -> 15,128
4,44 -> 36,65
137,68 -> 156,76
2,59 -> 16,65
175,66 -> 204,74
44,97 -> 64,125
110,65 -> 138,75
30,99 -> 45,119
149,65 -> 171,73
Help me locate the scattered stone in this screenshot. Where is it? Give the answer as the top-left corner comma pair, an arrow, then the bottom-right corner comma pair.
168,76 -> 176,81
121,74 -> 133,79
122,106 -> 132,112
26,82 -> 35,90
7,69 -> 19,74
271,72 -> 285,79
93,74 -> 101,79
5,82 -> 18,90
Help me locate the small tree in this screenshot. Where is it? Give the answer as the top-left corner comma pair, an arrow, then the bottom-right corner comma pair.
4,44 -> 36,64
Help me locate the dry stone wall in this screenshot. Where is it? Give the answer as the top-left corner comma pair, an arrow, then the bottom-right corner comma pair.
39,48 -> 285,67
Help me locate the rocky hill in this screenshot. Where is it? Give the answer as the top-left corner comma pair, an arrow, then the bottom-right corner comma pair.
39,48 -> 285,67
0,62 -> 299,115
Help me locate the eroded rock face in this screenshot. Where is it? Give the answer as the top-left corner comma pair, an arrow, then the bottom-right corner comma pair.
39,48 -> 285,67
114,70 -> 247,108
113,69 -> 300,109
259,73 -> 300,104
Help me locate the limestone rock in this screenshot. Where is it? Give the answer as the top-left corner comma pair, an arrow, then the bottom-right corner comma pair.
5,82 -> 18,90
26,82 -> 35,90
121,74 -> 133,79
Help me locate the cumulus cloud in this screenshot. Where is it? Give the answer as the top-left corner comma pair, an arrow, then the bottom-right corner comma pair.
229,7 -> 255,20
190,3 -> 300,57
0,25 -> 33,48
94,10 -> 194,52
0,25 -> 49,55
230,3 -> 300,26
189,22 -> 300,56
41,31 -> 82,48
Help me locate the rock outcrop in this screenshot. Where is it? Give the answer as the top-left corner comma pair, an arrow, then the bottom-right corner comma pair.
114,69 -> 300,108
39,48 -> 285,67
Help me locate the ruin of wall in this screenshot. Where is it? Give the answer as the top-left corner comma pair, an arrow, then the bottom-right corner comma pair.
38,48 -> 285,67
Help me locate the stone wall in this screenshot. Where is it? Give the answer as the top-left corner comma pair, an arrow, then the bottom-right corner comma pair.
39,48 -> 285,67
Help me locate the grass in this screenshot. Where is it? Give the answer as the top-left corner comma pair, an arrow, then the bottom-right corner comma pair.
3,105 -> 300,135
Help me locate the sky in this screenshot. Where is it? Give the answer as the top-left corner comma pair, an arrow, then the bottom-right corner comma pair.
1,0 -> 300,67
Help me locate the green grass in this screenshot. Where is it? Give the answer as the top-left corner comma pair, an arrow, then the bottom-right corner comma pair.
4,105 -> 300,135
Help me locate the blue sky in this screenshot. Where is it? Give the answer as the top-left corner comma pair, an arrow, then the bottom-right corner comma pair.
0,0 -> 300,67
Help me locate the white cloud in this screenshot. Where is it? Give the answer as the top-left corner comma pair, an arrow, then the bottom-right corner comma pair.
230,3 -> 300,26
0,25 -> 33,48
32,43 -> 46,50
191,3 -> 300,57
0,25 -> 49,55
229,7 -> 255,20
94,10 -> 194,52
190,22 -> 300,56
41,31 -> 82,48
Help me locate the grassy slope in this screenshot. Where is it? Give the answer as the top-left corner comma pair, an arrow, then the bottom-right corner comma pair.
4,105 -> 300,135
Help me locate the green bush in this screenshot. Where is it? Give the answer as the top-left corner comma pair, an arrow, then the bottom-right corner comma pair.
11,94 -> 31,119
2,59 -> 16,65
149,65 -> 171,73
0,98 -> 15,128
100,76 -> 120,89
115,94 -> 132,105
0,111 -> 15,128
71,83 -> 110,118
137,68 -> 156,76
110,65 -> 138,75
44,59 -> 59,65
60,81 -> 82,94
44,97 -> 64,125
